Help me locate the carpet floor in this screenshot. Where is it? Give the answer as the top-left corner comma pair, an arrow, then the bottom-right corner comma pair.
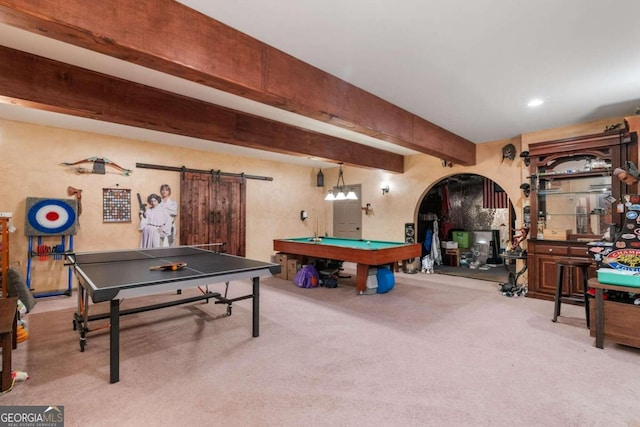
2,269 -> 639,426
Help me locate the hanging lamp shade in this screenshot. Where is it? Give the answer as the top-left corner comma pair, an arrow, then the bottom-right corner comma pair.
324,163 -> 357,201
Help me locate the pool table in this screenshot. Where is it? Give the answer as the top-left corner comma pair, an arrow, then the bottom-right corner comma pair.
273,237 -> 421,293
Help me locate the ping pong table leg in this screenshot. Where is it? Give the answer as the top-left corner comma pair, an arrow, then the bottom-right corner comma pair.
110,299 -> 120,383
252,277 -> 259,337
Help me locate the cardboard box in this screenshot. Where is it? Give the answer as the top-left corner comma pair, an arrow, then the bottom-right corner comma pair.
542,229 -> 570,240
274,253 -> 287,264
274,253 -> 289,279
287,259 -> 301,280
365,267 -> 378,295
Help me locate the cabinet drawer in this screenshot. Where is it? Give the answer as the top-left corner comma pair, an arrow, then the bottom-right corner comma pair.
569,246 -> 589,257
534,244 -> 568,255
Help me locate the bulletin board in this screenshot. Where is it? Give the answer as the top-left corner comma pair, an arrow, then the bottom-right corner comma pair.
103,188 -> 131,223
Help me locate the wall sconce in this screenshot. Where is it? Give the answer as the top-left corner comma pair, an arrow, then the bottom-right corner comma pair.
381,183 -> 390,195
300,210 -> 308,221
520,183 -> 531,197
520,151 -> 530,166
361,203 -> 373,215
316,169 -> 324,187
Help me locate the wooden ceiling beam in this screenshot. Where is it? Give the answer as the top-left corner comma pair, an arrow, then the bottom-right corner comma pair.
0,0 -> 476,166
0,46 -> 404,172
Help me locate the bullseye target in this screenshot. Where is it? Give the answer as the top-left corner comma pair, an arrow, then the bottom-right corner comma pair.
25,197 -> 77,236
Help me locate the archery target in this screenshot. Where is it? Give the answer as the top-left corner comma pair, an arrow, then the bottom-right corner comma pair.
25,197 -> 77,236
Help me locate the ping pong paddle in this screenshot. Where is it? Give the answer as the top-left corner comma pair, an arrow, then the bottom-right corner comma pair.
149,262 -> 187,271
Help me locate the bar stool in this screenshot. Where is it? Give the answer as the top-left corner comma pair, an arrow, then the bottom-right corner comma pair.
552,258 -> 591,328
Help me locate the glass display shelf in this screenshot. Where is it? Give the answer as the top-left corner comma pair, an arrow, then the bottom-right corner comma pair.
537,173 -> 611,236
538,189 -> 611,196
540,212 -> 608,216
526,130 -> 631,301
536,175 -> 611,194
537,169 -> 612,180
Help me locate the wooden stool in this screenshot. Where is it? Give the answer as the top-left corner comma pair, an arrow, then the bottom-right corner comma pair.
444,248 -> 460,267
552,259 -> 591,328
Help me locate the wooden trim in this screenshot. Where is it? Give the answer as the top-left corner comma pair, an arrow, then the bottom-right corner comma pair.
528,131 -> 628,156
136,163 -> 272,181
0,46 -> 403,172
0,0 -> 476,165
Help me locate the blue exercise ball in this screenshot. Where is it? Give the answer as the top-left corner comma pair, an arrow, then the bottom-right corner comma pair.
376,268 -> 395,293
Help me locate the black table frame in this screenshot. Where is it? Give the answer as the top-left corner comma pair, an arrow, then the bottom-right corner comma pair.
66,247 -> 279,383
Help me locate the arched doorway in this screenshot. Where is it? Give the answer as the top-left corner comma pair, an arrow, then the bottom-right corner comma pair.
417,174 -> 515,281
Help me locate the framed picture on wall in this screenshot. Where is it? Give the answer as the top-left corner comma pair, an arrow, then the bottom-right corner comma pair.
103,187 -> 131,223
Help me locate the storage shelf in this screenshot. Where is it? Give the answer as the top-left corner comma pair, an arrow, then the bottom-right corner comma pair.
26,235 -> 73,297
537,169 -> 612,180
540,212 -> 608,216
538,189 -> 611,196
527,130 -> 631,302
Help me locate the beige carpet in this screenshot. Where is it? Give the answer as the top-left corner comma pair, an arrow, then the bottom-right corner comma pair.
3,270 -> 640,427
433,264 -> 509,283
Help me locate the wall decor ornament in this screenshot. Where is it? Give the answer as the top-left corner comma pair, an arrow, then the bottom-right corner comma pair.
103,187 -> 132,223
61,157 -> 132,176
24,197 -> 77,236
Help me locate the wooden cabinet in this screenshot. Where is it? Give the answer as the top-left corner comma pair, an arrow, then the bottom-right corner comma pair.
0,215 -> 10,298
588,278 -> 640,349
526,131 -> 636,300
527,240 -> 596,300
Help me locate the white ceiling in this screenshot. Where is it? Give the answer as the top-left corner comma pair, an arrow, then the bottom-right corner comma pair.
2,0 -> 640,168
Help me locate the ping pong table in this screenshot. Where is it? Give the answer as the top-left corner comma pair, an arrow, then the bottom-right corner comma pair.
65,246 -> 280,383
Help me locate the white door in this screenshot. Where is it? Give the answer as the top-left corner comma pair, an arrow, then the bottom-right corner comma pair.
333,184 -> 362,239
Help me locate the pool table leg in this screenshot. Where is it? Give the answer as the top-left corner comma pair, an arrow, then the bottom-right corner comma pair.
356,264 -> 370,294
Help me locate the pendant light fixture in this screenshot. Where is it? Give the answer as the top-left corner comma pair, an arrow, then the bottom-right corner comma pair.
325,163 -> 357,201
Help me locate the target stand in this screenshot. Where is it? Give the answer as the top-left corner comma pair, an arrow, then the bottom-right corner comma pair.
24,197 -> 77,298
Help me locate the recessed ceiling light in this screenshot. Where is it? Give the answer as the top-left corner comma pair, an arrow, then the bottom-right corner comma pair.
527,99 -> 544,107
